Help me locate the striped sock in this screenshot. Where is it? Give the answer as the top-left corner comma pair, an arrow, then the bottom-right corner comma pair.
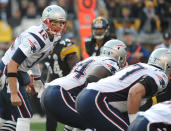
0,120 -> 16,131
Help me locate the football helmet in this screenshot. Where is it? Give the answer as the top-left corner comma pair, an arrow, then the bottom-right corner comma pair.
100,39 -> 128,67
41,5 -> 67,36
92,17 -> 109,40
148,48 -> 171,77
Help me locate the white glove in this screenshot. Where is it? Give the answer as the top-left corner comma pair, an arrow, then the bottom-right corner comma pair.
33,77 -> 44,98
128,113 -> 137,123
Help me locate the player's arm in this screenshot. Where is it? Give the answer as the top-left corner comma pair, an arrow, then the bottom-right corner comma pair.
86,66 -> 112,83
128,76 -> 158,123
86,58 -> 119,83
7,48 -> 27,106
128,83 -> 146,114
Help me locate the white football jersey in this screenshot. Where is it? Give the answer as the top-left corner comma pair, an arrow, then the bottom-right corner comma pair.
2,24 -> 61,73
138,101 -> 171,124
86,63 -> 168,112
48,56 -> 120,92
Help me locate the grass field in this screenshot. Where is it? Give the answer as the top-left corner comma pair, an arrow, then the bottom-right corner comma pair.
30,122 -> 64,131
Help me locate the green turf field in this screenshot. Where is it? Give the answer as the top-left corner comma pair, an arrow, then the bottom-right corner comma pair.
30,122 -> 64,131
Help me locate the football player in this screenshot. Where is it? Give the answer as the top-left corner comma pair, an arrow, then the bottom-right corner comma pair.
85,17 -> 116,57
0,5 -> 67,131
40,39 -> 128,130
128,101 -> 171,131
43,38 -> 79,131
76,48 -> 171,131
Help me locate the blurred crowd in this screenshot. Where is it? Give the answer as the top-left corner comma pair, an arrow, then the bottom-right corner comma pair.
0,0 -> 171,58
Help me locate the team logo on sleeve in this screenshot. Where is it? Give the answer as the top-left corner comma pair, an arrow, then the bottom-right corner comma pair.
155,74 -> 166,88
106,63 -> 116,73
28,39 -> 36,53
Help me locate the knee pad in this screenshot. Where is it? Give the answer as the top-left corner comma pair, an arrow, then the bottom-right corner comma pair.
16,118 -> 31,131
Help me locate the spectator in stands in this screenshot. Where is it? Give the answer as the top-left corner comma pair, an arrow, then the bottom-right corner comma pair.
115,7 -> 137,36
138,1 -> 161,34
155,32 -> 171,49
156,0 -> 171,32
36,0 -> 47,16
15,1 -> 41,35
0,0 -> 11,21
18,0 -> 28,18
124,30 -> 150,65
25,2 -> 40,19
104,0 -> 121,18
8,9 -> 22,29
85,17 -> 116,57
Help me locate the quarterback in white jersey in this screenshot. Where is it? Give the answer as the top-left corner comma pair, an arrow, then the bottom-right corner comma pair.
40,39 -> 128,129
0,5 -> 67,131
76,48 -> 171,131
128,101 -> 171,131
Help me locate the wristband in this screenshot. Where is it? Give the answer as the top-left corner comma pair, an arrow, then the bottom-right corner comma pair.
34,77 -> 41,80
7,73 -> 18,77
128,113 -> 137,123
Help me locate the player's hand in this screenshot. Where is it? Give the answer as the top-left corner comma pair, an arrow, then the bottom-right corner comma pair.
11,93 -> 22,106
33,77 -> 45,98
33,77 -> 44,93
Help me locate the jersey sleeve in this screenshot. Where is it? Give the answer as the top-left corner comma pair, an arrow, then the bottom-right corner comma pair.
153,72 -> 168,92
139,72 -> 168,97
18,34 -> 41,58
138,75 -> 158,97
60,43 -> 78,61
100,58 -> 120,74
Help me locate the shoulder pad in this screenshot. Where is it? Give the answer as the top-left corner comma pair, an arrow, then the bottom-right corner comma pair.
59,38 -> 73,47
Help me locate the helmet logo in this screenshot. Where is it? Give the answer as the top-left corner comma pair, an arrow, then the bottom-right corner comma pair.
47,8 -> 52,12
28,39 -> 36,53
97,17 -> 101,24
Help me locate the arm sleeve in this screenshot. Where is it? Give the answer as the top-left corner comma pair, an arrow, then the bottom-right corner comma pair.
138,75 -> 158,97
12,48 -> 27,65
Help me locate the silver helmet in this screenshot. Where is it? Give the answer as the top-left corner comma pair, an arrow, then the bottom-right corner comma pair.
148,48 -> 171,77
41,5 -> 67,36
100,39 -> 128,67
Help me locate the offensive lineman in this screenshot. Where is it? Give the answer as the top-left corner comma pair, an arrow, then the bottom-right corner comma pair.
40,39 -> 128,130
0,5 -> 67,131
128,101 -> 171,131
76,48 -> 171,131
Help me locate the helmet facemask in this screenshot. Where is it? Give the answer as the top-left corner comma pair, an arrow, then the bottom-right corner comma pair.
44,19 -> 66,36
92,28 -> 109,40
